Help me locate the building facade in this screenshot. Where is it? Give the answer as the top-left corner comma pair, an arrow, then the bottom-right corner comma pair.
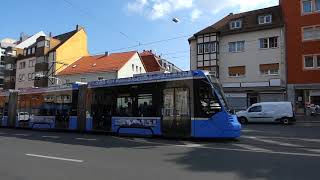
189,6 -> 286,110
281,0 -> 320,114
0,38 -> 17,88
57,51 -> 146,84
34,25 -> 89,87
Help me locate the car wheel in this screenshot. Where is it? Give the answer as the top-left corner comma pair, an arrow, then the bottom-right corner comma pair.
282,118 -> 290,125
239,117 -> 248,124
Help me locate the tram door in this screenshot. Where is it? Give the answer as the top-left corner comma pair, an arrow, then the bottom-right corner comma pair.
162,88 -> 191,137
92,93 -> 112,131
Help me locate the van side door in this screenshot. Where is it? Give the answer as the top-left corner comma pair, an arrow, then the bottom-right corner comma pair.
247,105 -> 263,122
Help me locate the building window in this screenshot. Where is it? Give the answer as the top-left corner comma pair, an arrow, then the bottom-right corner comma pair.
136,66 -> 138,72
132,64 -> 134,71
19,74 -> 25,82
229,41 -> 245,52
23,49 -> 27,56
317,0 -> 320,11
98,77 -> 104,80
230,20 -> 242,29
304,55 -> 320,69
32,47 -> 35,54
259,37 -> 278,49
19,62 -> 26,69
303,0 -> 313,13
29,59 -> 35,67
204,43 -> 210,53
228,66 -> 246,77
258,15 -> 272,24
139,67 -> 142,73
45,40 -> 50,48
260,63 -> 280,75
198,42 -> 217,54
302,26 -> 320,41
28,73 -> 33,81
65,79 -> 70,84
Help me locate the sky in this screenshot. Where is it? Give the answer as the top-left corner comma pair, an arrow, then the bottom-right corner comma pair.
0,0 -> 278,70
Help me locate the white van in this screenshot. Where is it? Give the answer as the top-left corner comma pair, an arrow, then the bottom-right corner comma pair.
236,102 -> 295,125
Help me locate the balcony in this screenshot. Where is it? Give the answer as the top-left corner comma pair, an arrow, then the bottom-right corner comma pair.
34,77 -> 48,88
35,62 -> 49,72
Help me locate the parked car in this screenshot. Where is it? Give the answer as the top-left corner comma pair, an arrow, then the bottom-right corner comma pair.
18,112 -> 30,122
236,102 -> 295,125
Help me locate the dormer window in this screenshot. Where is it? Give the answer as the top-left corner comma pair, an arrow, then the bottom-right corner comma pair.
230,20 -> 242,30
258,15 -> 272,24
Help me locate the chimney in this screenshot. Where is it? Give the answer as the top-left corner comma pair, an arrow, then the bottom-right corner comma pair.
105,51 -> 109,56
229,13 -> 233,16
76,24 -> 82,31
49,32 -> 52,38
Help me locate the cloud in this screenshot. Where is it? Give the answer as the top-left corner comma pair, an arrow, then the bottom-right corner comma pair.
190,9 -> 202,22
126,0 -> 278,21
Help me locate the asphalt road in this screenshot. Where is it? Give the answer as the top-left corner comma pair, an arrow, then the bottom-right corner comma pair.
1,123 -> 320,180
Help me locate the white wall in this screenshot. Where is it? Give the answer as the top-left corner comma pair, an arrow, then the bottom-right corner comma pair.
15,57 -> 36,89
57,71 -> 117,84
118,53 -> 146,78
219,28 -> 285,86
15,31 -> 46,49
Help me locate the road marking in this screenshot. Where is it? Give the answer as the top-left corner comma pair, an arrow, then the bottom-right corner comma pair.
233,144 -> 272,152
26,154 -> 83,163
76,138 -> 97,141
242,129 -> 263,133
305,149 -> 320,153
114,136 -> 320,157
42,136 -> 60,139
243,135 -> 320,143
14,134 -> 30,137
179,142 -> 203,148
243,136 -> 303,147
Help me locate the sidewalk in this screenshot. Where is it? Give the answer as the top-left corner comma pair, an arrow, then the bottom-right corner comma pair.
296,115 -> 320,123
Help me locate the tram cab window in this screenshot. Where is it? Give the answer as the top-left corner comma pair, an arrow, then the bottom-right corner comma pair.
116,96 -> 133,117
138,94 -> 153,117
198,87 -> 222,117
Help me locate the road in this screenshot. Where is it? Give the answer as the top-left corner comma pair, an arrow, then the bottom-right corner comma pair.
0,123 -> 320,180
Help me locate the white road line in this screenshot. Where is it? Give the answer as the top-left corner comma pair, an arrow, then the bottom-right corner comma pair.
233,144 -> 272,152
304,149 -> 320,153
243,136 -> 303,147
26,154 -> 83,163
178,142 -> 203,148
75,138 -> 97,141
42,136 -> 60,139
14,134 -> 30,137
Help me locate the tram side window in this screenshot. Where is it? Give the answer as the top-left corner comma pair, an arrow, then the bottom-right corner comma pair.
116,96 -> 133,117
138,94 -> 153,117
198,87 -> 222,117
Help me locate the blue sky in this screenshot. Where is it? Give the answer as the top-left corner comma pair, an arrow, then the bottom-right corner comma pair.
0,0 -> 278,70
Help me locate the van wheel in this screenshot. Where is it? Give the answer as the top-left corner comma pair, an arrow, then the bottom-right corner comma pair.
239,117 -> 248,124
282,118 -> 290,125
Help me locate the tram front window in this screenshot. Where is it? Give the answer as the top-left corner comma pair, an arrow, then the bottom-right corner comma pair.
198,86 -> 222,117
207,74 -> 230,112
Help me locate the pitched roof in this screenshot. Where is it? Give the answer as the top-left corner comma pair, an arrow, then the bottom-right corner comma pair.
48,30 -> 78,53
58,51 -> 137,76
190,5 -> 283,40
139,51 -> 161,72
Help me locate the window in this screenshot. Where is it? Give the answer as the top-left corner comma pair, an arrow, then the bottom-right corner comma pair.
317,0 -> 320,10
198,85 -> 222,117
45,40 -> 50,48
248,105 -> 262,113
23,49 -> 27,56
98,77 -> 104,81
304,55 -> 320,69
228,66 -> 246,77
136,66 -> 138,72
65,79 -> 70,84
211,42 -> 217,53
303,0 -> 313,13
258,15 -> 272,24
204,43 -> 210,53
18,74 -> 25,82
259,37 -> 278,48
230,20 -> 242,29
229,41 -> 245,52
28,73 -> 33,81
139,67 -> 142,73
138,94 -> 153,117
116,96 -> 133,116
29,60 -> 35,67
198,44 -> 204,54
260,63 -> 280,75
19,62 -> 26,69
303,26 -> 320,41
132,64 -> 134,71
32,47 -> 35,54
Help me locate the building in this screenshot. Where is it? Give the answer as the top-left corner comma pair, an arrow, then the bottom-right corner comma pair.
15,43 -> 37,90
0,38 -> 17,88
139,50 -> 182,73
34,25 -> 89,87
280,0 -> 320,114
57,51 -> 146,84
3,32 -> 45,90
189,6 -> 286,110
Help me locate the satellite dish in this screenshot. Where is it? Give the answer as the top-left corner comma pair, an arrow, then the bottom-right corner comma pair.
172,17 -> 180,23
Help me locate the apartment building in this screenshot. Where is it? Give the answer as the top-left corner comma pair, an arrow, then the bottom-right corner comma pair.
0,38 -> 17,88
139,50 -> 182,73
281,0 -> 320,114
34,25 -> 89,87
189,6 -> 286,110
57,51 -> 146,84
